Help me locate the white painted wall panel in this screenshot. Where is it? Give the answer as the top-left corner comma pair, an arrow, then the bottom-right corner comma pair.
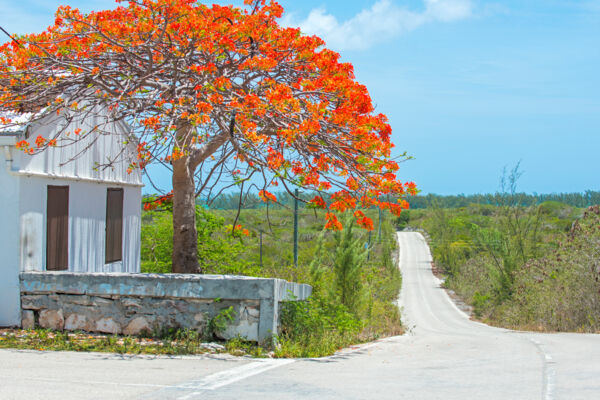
0,150 -> 21,326
20,212 -> 42,271
122,186 -> 142,273
14,110 -> 142,186
68,181 -> 106,272
19,177 -> 141,273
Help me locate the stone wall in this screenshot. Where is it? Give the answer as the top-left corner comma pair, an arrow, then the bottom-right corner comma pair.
20,272 -> 312,343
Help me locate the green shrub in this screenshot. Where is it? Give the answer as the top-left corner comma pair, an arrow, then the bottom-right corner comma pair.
141,207 -> 259,276
332,218 -> 368,316
495,206 -> 600,331
207,306 -> 235,338
395,210 -> 410,229
277,294 -> 362,358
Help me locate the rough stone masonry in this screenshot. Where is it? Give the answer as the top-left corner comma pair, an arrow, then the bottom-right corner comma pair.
20,272 -> 312,343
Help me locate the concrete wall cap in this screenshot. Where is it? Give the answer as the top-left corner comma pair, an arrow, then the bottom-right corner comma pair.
19,272 -> 312,302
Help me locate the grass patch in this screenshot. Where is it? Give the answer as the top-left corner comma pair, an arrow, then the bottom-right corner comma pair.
0,328 -> 232,356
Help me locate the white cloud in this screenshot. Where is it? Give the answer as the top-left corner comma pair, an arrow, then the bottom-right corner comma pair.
424,0 -> 472,22
282,0 -> 473,51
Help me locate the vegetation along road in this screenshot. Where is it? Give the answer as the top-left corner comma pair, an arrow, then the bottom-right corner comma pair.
1,232 -> 599,399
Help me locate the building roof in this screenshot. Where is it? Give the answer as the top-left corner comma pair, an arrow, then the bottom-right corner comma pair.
0,110 -> 33,135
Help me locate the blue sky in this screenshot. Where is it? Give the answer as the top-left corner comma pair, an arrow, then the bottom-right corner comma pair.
1,0 -> 598,194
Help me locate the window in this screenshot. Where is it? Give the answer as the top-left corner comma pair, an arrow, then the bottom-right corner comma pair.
105,188 -> 124,263
47,186 -> 69,271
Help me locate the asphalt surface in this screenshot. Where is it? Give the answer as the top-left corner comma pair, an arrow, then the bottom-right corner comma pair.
1,232 -> 599,399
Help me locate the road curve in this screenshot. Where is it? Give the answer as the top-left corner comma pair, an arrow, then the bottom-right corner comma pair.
1,232 -> 599,399
396,232 -> 600,400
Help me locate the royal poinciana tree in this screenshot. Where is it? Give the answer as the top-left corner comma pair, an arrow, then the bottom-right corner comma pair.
0,0 -> 417,273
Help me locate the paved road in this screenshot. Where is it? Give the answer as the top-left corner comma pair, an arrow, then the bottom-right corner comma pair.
1,232 -> 599,399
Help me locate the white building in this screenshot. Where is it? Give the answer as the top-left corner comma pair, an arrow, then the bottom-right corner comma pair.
0,110 -> 143,327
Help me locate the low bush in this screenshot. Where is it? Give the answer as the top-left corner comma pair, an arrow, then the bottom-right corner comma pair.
275,213 -> 402,357
495,206 -> 600,331
277,294 -> 361,358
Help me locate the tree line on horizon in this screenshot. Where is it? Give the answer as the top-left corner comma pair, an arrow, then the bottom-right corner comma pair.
188,190 -> 600,210
407,190 -> 600,209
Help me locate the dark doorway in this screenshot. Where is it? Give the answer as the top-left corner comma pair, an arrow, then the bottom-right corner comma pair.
46,185 -> 69,271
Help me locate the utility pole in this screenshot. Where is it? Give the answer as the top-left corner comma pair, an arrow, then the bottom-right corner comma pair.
367,229 -> 372,261
378,206 -> 382,243
293,188 -> 299,268
259,230 -> 263,267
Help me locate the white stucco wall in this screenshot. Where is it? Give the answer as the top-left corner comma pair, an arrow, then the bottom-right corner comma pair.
19,176 -> 141,273
0,148 -> 21,326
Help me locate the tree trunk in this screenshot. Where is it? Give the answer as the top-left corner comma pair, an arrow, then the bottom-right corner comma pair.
170,121 -> 230,274
171,155 -> 201,274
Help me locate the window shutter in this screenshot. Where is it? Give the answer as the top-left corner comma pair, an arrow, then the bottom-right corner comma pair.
47,186 -> 69,271
105,188 -> 124,263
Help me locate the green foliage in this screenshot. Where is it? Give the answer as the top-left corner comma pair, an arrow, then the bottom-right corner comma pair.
332,217 -> 368,316
141,207 -> 259,276
140,211 -> 172,273
225,336 -> 266,357
203,189 -> 600,211
394,210 -> 410,230
496,206 -> 600,332
198,190 -> 323,210
411,167 -> 598,332
277,294 -> 362,358
207,306 -> 235,338
472,291 -> 491,318
0,329 -> 223,356
407,190 -> 600,209
274,212 -> 402,357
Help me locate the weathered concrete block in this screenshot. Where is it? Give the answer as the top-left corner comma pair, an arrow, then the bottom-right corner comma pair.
69,296 -> 94,306
96,318 -> 121,335
21,310 -> 35,330
123,317 -> 151,336
20,272 -> 312,342
39,309 -> 64,330
64,314 -> 92,331
194,313 -> 206,323
91,297 -> 113,307
243,305 -> 260,320
121,298 -> 142,308
220,319 -> 259,341
21,295 -> 51,311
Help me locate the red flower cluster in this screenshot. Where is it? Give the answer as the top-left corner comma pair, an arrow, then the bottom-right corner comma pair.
143,192 -> 174,211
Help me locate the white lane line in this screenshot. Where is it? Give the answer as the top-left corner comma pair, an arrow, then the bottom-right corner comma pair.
176,359 -> 294,399
526,337 -> 556,400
